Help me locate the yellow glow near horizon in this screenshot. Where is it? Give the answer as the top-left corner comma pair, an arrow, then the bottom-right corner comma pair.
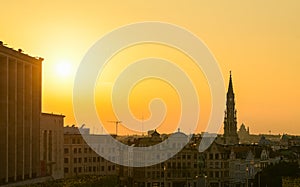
94,43 -> 211,135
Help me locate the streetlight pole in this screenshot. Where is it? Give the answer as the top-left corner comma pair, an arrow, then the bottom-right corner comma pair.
164,165 -> 166,187
246,166 -> 249,187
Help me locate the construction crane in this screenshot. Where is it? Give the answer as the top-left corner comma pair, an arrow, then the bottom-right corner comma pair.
107,120 -> 122,136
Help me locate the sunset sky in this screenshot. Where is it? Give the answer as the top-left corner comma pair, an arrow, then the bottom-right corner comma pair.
1,0 -> 299,135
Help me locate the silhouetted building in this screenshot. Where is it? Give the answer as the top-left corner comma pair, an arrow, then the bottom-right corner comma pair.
0,44 -> 43,184
223,72 -> 239,145
202,142 -> 280,187
238,124 -> 251,144
203,142 -> 230,187
63,126 -> 118,178
40,113 -> 65,179
119,130 -> 205,187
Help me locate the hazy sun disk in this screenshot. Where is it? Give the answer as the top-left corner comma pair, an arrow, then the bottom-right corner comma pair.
56,61 -> 72,77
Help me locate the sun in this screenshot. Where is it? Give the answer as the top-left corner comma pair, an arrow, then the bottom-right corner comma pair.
55,60 -> 72,77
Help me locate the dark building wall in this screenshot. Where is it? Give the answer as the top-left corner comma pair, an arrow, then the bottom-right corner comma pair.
0,45 -> 43,184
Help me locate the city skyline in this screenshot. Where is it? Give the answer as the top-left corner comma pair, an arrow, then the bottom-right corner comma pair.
1,1 -> 300,135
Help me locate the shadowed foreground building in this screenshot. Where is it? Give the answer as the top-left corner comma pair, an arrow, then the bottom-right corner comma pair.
0,43 -> 43,184
63,126 -> 118,178
40,113 -> 65,179
119,130 -> 205,187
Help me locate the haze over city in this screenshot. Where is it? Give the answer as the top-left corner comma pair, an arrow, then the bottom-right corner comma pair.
1,0 -> 300,135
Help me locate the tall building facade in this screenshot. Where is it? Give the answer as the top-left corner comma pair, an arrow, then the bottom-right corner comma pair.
40,113 -> 65,179
223,72 -> 239,145
0,43 -> 43,184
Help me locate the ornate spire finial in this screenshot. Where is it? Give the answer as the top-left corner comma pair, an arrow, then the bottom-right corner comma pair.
228,71 -> 234,95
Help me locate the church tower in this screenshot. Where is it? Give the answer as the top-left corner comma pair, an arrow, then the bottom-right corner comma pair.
223,71 -> 239,144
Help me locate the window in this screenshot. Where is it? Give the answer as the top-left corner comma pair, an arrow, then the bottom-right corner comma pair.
225,162 -> 229,168
74,167 -> 77,173
224,171 -> 229,177
78,157 -> 82,163
84,157 -> 87,163
93,157 -> 96,162
194,153 -> 197,159
177,163 -> 181,169
74,158 -> 77,163
167,162 -> 171,168
215,153 -> 219,159
215,171 -> 219,178
64,167 -> 69,173
64,158 -> 69,164
112,165 -> 115,171
78,167 -> 82,173
78,148 -> 82,153
209,162 -> 213,168
64,148 -> 69,154
73,148 -> 77,154
72,139 -> 76,144
84,148 -> 88,153
187,162 -> 191,167
108,166 -> 111,171
172,162 -> 176,169
209,154 -> 213,160
101,166 -> 104,171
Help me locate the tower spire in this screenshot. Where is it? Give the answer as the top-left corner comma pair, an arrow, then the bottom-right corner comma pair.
223,71 -> 239,145
227,70 -> 234,96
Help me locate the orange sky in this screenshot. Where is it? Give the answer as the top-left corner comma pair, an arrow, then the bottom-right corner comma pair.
1,0 -> 300,135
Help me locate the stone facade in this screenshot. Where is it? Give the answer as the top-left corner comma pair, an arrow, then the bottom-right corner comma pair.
40,113 -> 65,179
0,44 -> 43,184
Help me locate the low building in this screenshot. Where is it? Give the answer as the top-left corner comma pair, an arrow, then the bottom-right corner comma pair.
203,141 -> 282,187
203,142 -> 230,187
120,130 -> 205,187
63,126 -> 118,178
40,113 -> 65,179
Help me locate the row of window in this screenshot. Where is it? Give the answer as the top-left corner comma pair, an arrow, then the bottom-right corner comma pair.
64,165 -> 116,174
64,147 -> 93,154
208,161 -> 229,169
64,157 -> 108,164
64,147 -> 117,154
134,152 -> 201,160
207,153 -> 229,160
165,162 -> 198,169
208,171 -> 229,178
144,171 -> 198,179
